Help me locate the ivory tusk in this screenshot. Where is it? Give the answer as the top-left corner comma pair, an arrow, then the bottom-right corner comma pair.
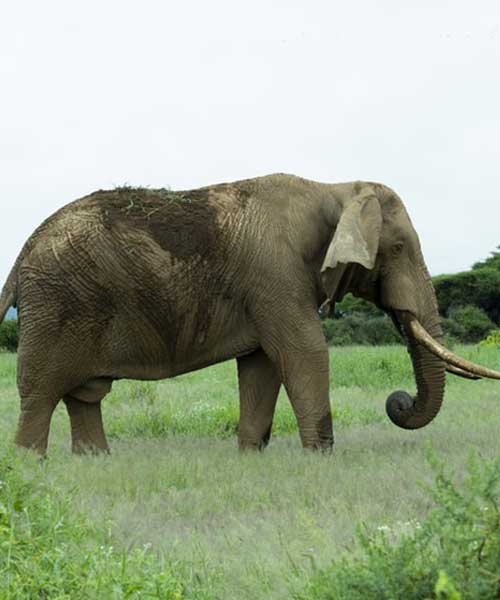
406,316 -> 500,380
445,364 -> 481,381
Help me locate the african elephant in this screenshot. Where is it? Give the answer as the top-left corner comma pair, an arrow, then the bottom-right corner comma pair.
1,174 -> 498,455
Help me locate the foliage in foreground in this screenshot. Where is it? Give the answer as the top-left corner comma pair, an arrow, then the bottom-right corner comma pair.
297,454 -> 500,600
0,451 -> 209,599
0,344 -> 499,599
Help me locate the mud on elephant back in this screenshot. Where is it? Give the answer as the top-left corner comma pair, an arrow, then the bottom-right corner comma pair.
1,174 -> 499,455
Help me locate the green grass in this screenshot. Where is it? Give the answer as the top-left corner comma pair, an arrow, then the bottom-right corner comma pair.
1,345 -> 500,598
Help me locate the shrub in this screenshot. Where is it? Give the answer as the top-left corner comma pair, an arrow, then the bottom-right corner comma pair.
441,317 -> 467,343
335,294 -> 384,318
363,316 -> 402,345
0,320 -> 18,352
321,318 -> 337,343
446,305 -> 495,343
433,268 -> 500,325
322,315 -> 402,346
0,450 -> 193,598
297,455 -> 500,600
322,315 -> 365,345
479,329 -> 500,348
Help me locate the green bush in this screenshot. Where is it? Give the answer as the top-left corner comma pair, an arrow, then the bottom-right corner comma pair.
322,316 -> 363,345
363,316 -> 402,345
0,319 -> 18,352
0,450 -> 194,598
445,305 -> 495,343
335,293 -> 384,318
434,268 -> 500,325
479,329 -> 500,348
441,317 -> 467,343
297,455 -> 500,600
322,315 -> 402,346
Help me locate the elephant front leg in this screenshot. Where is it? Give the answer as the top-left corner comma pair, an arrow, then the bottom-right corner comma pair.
283,350 -> 333,450
63,396 -> 110,454
260,316 -> 334,451
237,349 -> 281,450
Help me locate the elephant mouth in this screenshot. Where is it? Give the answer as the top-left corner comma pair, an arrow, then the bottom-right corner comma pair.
387,309 -> 405,338
393,310 -> 500,381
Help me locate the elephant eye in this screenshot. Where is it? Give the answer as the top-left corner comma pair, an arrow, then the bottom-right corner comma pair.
392,242 -> 404,256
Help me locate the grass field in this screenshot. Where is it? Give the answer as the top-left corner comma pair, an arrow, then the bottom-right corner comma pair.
1,345 -> 500,599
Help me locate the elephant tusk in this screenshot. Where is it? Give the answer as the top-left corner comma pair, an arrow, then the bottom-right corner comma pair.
445,364 -> 482,381
405,315 -> 500,380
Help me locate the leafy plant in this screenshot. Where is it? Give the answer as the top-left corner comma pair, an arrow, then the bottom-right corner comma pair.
446,305 -> 495,343
479,329 -> 500,348
434,268 -> 500,325
0,450 -> 198,599
322,314 -> 401,346
296,454 -> 500,600
335,294 -> 384,318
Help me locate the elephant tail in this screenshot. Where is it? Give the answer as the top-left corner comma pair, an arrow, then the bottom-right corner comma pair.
0,264 -> 19,324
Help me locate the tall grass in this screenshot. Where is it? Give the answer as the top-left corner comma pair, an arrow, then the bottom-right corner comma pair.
1,345 -> 499,598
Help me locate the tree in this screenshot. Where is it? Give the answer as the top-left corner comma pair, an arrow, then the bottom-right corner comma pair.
433,268 -> 500,325
334,294 -> 383,318
472,245 -> 500,271
443,305 -> 495,343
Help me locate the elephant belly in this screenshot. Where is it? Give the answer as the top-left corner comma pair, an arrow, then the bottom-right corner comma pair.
104,305 -> 260,380
169,304 -> 260,376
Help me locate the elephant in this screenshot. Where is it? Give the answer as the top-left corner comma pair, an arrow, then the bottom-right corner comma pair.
1,173 -> 499,455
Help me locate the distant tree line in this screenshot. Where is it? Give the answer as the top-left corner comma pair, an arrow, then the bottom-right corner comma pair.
1,247 -> 500,351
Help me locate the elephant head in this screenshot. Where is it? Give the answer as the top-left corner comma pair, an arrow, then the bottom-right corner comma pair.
320,182 -> 500,430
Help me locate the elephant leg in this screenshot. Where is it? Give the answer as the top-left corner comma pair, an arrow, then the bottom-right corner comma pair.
15,393 -> 59,455
237,348 -> 281,450
63,397 -> 109,454
260,315 -> 333,451
284,350 -> 333,451
63,378 -> 113,454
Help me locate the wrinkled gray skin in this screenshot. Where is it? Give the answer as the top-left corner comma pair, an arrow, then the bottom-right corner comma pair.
0,174 -> 445,454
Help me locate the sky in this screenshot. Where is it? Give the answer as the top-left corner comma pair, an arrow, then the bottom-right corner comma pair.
1,1 -> 499,282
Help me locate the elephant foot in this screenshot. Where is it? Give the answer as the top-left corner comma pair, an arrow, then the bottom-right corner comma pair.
64,396 -> 110,455
238,438 -> 269,452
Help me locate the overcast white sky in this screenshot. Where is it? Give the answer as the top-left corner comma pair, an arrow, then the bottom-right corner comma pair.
1,1 -> 499,282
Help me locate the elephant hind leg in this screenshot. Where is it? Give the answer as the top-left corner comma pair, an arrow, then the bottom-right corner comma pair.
15,392 -> 59,455
64,378 -> 113,455
237,349 -> 281,451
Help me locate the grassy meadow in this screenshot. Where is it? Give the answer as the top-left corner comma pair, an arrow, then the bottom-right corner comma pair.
1,345 -> 500,599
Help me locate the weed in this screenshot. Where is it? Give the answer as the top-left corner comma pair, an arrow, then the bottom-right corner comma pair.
296,454 -> 500,599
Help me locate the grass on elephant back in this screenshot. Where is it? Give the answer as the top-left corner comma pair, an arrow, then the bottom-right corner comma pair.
0,345 -> 500,599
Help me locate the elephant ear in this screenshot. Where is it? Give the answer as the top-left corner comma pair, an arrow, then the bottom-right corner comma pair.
320,189 -> 382,306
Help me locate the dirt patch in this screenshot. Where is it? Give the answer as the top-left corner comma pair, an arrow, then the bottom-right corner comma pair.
95,187 -> 223,261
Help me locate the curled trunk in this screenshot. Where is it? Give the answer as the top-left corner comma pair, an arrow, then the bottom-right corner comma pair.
386,315 -> 446,430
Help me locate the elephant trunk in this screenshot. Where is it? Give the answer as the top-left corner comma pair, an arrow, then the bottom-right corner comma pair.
386,312 -> 446,430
